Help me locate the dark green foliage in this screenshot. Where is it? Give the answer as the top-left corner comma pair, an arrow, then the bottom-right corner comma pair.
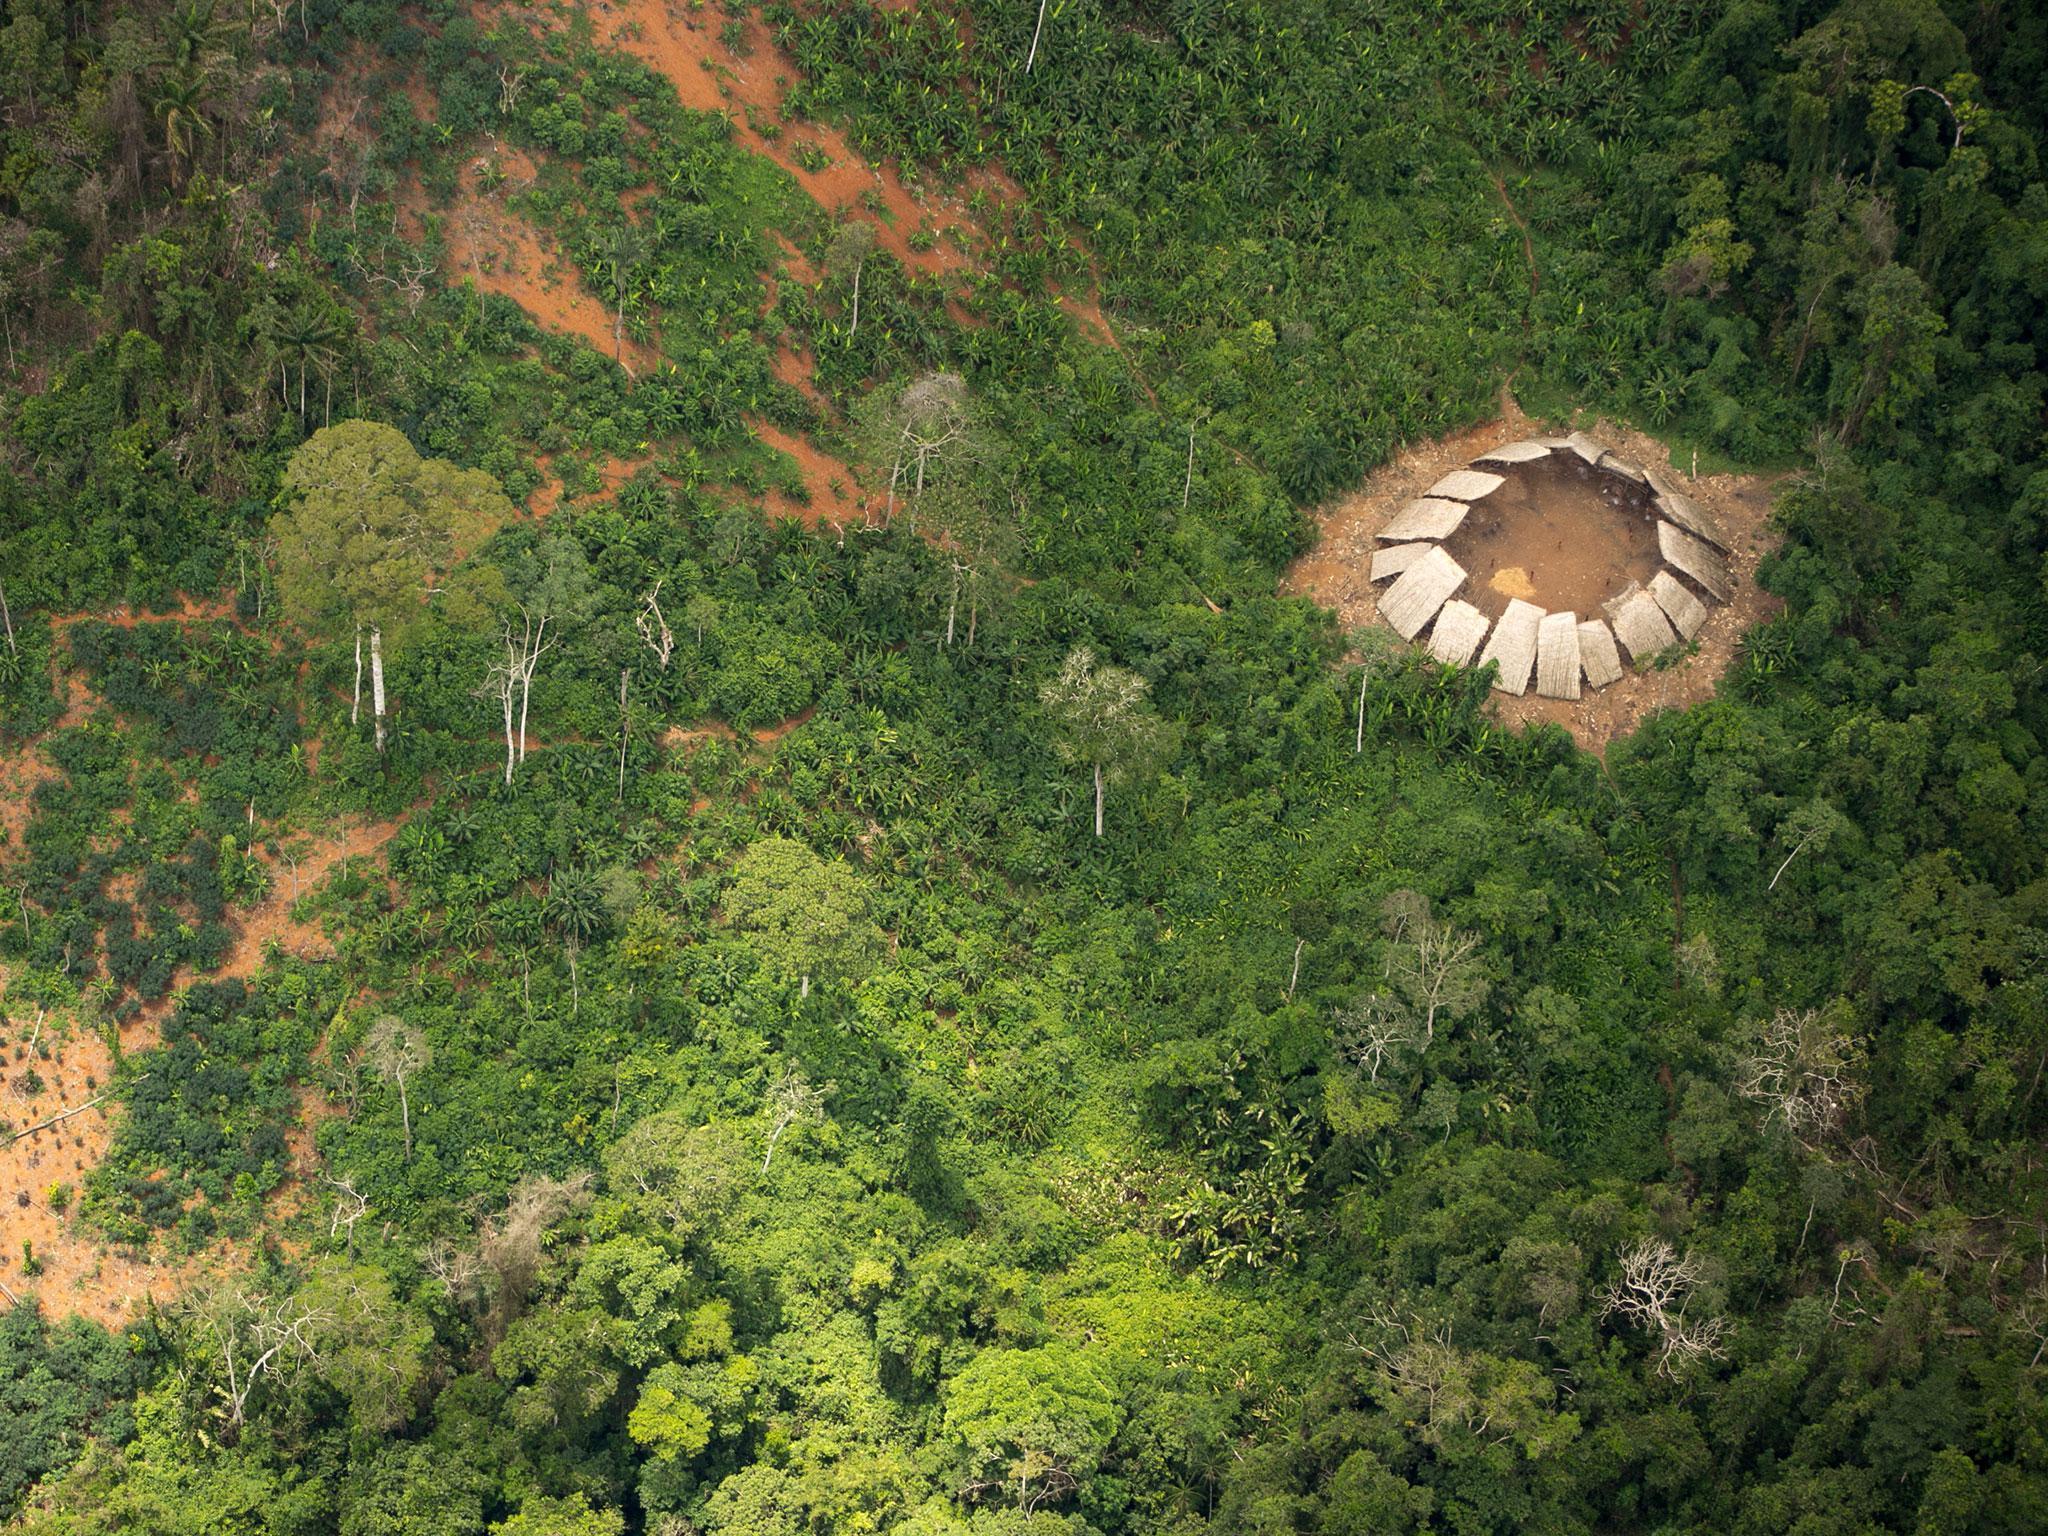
1,1 -> 2046,1534
0,1304 -> 140,1521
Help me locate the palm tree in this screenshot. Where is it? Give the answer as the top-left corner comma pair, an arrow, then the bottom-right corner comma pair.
588,225 -> 650,370
543,865 -> 608,1012
267,301 -> 344,420
153,71 -> 213,191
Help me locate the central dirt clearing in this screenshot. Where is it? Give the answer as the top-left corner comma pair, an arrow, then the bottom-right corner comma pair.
1282,392 -> 1785,750
1444,454 -> 1660,620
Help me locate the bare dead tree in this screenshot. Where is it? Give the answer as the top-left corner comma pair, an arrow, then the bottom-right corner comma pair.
1333,993 -> 1415,1083
864,371 -> 984,527
1380,891 -> 1486,1046
1343,1306 -> 1527,1446
497,63 -> 528,117
324,1174 -> 369,1259
635,581 -> 675,670
182,1288 -> 333,1439
475,637 -> 520,786
422,1237 -> 488,1309
1736,1007 -> 1866,1138
1602,1239 -> 1730,1376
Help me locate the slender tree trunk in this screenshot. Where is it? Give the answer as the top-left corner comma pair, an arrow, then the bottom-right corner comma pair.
398,1075 -> 412,1163
617,667 -> 630,803
500,678 -> 516,786
800,973 -> 811,999
1183,426 -> 1195,508
369,624 -> 388,754
516,618 -> 544,764
1355,668 -> 1368,754
1025,0 -> 1050,72
945,570 -> 959,646
884,456 -> 904,525
0,577 -> 15,657
967,588 -> 979,648
351,625 -> 362,726
849,261 -> 862,336
1093,762 -> 1104,839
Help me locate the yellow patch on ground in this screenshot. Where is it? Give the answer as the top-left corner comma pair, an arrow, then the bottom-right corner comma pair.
1488,566 -> 1537,599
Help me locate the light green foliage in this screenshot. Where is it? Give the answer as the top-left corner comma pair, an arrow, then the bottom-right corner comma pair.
297,1261 -> 435,1435
3,1 -> 2048,1533
490,1491 -> 624,1536
941,1344 -> 1121,1509
1038,648 -> 1177,837
722,835 -> 879,995
273,421 -> 506,642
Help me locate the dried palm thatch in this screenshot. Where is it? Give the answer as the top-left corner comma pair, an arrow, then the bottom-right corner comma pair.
1606,581 -> 1678,662
1577,618 -> 1624,687
1379,497 -> 1469,541
1377,546 -> 1467,640
1536,610 -> 1583,700
1656,521 -> 1733,600
1474,440 -> 1551,465
1371,541 -> 1434,581
1477,598 -> 1543,695
1427,600 -> 1490,667
1425,469 -> 1505,502
1643,465 -> 1732,550
1650,570 -> 1709,639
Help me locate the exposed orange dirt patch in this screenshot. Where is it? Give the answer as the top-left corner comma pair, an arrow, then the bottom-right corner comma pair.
584,2 -> 977,277
403,143 -> 662,374
528,452 -> 656,517
751,419 -> 867,531
0,1000 -> 217,1328
1283,393 -> 1782,752
1,617 -> 402,1327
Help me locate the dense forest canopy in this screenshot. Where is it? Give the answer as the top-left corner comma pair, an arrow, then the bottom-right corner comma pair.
0,0 -> 2044,1533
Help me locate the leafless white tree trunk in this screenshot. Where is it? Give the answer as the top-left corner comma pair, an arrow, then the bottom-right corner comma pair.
1736,1007 -> 1864,1137
368,623 -> 387,753
1025,0 -> 1050,73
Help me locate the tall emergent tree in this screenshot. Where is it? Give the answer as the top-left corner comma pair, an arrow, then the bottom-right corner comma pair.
1039,647 -> 1177,839
273,421 -> 511,752
723,836 -> 878,998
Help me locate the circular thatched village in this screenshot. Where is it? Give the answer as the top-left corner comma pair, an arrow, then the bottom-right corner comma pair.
1369,432 -> 1735,700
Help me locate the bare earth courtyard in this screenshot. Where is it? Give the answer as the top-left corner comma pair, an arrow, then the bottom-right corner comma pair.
1283,393 -> 1783,751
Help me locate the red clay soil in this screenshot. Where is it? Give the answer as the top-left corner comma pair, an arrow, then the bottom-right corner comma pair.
0,631 -> 403,1327
0,1000 -> 222,1328
1441,454 -> 1660,622
580,3 -> 979,278
404,142 -> 664,374
1283,393 -> 1783,753
750,419 -> 868,531
528,452 -> 656,518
